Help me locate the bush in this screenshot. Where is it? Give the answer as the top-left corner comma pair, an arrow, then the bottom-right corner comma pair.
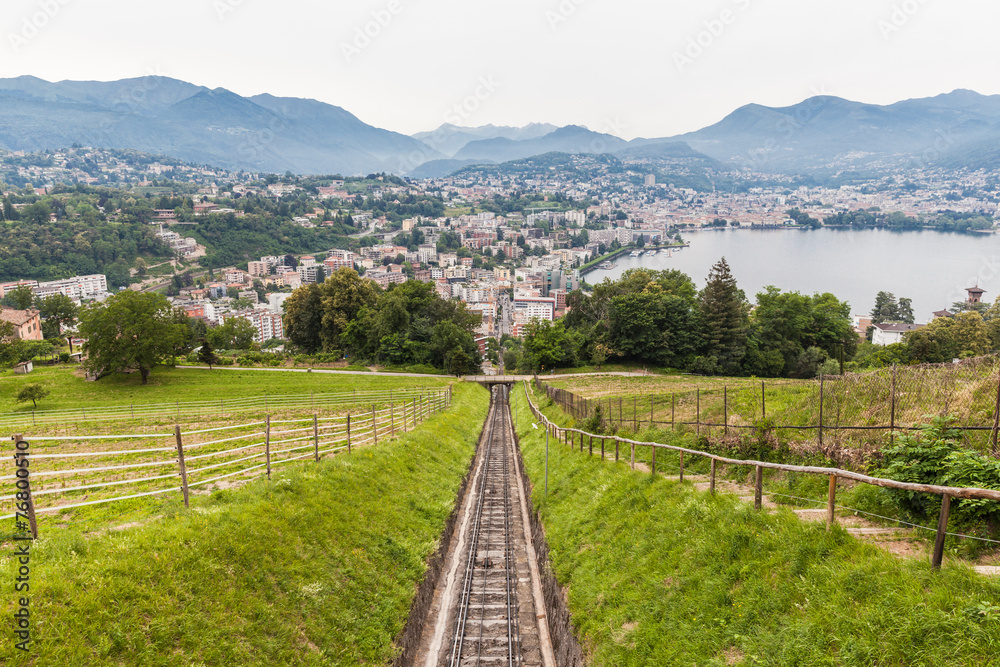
59,352 -> 70,363
878,416 -> 1000,530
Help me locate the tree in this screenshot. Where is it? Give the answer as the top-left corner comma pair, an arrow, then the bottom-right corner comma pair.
16,384 -> 49,409
4,285 -> 34,310
78,291 -> 178,384
37,293 -> 79,351
208,318 -> 257,350
282,284 -> 324,353
197,338 -> 219,369
318,268 -> 378,353
698,257 -> 748,375
897,297 -> 915,324
870,291 -> 900,324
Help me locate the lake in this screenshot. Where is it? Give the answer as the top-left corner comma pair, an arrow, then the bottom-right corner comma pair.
585,227 -> 1000,322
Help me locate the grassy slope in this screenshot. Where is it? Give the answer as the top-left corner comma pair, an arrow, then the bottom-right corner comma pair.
0,365 -> 452,414
1,382 -> 488,666
511,384 -> 1000,666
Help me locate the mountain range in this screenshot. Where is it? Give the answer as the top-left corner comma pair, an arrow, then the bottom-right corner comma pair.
1,76 -> 999,177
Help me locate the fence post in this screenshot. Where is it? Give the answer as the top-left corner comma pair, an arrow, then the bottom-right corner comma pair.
390,401 -> 395,436
990,364 -> 1000,456
13,434 -> 38,538
819,374 -> 825,448
619,397 -> 623,427
754,465 -> 763,510
265,415 -> 272,480
173,425 -> 190,508
826,474 -> 836,531
372,405 -> 378,445
545,425 -> 549,498
651,443 -> 656,476
589,435 -> 593,456
671,393 -> 675,431
313,414 -> 319,462
696,389 -> 701,437
650,394 -> 654,427
615,437 -> 619,462
601,437 -> 605,461
347,413 -> 352,454
633,396 -> 638,431
724,386 -> 728,437
709,458 -> 716,495
630,440 -> 635,470
679,451 -> 684,483
890,364 -> 897,445
932,494 -> 952,569
762,380 -> 766,419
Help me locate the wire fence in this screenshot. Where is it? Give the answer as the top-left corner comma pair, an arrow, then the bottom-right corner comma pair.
522,381 -> 1000,569
537,355 -> 1000,460
5,388 -> 453,535
0,386 -> 440,429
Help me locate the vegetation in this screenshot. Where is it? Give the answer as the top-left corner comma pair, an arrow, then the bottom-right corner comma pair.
512,386 -> 1000,665
525,260 -> 855,378
15,383 -> 49,408
0,383 -> 488,666
78,291 -> 185,385
283,269 -> 482,375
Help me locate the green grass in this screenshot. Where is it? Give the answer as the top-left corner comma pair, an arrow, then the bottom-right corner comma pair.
511,384 -> 1000,666
1,382 -> 489,666
0,365 -> 452,414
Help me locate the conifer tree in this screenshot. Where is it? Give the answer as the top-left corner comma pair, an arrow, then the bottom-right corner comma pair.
698,257 -> 748,375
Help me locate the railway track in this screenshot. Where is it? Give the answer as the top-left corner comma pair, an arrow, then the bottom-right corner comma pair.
417,385 -> 553,666
449,386 -> 523,665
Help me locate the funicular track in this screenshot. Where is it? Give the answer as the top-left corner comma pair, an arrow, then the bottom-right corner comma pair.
449,386 -> 522,665
415,385 -> 554,667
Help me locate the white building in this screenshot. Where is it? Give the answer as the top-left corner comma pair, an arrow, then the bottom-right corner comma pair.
871,322 -> 922,346
34,274 -> 108,301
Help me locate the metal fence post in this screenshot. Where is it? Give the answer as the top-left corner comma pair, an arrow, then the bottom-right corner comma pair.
372,405 -> 378,445
347,413 -> 352,453
819,374 -> 825,448
754,465 -> 763,510
696,389 -> 701,437
890,364 -> 897,445
174,426 -> 190,508
709,458 -> 716,495
724,386 -> 728,436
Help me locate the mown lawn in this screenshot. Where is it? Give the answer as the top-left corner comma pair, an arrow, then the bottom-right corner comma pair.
511,383 -> 1000,666
0,364 -> 453,414
0,382 -> 488,666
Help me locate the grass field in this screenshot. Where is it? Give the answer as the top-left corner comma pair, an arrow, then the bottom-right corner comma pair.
0,364 -> 453,415
0,382 -> 489,666
511,383 -> 1000,665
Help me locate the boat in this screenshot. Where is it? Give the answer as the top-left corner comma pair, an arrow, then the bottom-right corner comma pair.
629,250 -> 640,257
598,261 -> 616,270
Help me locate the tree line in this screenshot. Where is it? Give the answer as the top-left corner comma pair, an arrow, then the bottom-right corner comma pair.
509,259 -> 857,378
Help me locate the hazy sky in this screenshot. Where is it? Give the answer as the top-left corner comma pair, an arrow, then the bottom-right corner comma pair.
4,0 -> 999,139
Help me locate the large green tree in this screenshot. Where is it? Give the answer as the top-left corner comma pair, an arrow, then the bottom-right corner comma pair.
319,268 -> 378,353
78,291 -> 181,384
37,293 -> 79,349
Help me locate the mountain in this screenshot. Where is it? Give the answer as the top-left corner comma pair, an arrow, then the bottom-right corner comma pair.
664,90 -> 1000,172
0,76 -> 442,175
408,158 -> 496,179
454,125 -> 628,162
412,123 -> 558,157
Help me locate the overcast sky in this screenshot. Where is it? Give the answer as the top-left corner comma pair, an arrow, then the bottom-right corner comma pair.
4,0 -> 999,139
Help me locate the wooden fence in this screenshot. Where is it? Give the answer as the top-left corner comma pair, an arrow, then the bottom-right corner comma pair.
523,381 -> 1000,569
5,388 -> 452,537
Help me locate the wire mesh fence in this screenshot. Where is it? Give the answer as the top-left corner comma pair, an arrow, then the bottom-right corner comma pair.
535,355 -> 1000,459
4,388 -> 453,534
0,386 -> 441,429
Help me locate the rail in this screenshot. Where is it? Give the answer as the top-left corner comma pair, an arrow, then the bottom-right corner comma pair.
5,388 -> 453,537
521,381 -> 1000,569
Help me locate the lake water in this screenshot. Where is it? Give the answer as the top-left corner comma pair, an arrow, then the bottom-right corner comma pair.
585,228 -> 1000,323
